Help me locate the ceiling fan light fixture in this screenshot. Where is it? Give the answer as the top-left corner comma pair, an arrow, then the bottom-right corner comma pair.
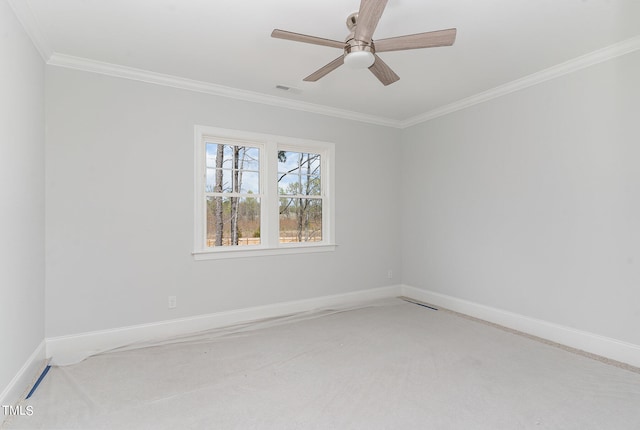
344,50 -> 375,69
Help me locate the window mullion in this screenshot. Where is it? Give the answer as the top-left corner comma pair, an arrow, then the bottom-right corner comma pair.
264,141 -> 280,247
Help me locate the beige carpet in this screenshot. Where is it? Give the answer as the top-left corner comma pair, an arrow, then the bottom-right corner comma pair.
4,298 -> 640,429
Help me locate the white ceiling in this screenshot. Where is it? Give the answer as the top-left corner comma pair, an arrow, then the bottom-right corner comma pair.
15,0 -> 640,124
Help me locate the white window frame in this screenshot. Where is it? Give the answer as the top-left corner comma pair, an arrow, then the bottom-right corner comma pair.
193,126 -> 336,260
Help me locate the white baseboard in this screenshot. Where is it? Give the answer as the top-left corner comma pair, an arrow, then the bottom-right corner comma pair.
47,285 -> 403,366
401,285 -> 640,368
46,284 -> 639,369
0,341 -> 47,413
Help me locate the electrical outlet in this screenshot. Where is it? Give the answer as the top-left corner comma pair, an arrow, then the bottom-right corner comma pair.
387,270 -> 393,279
168,296 -> 177,309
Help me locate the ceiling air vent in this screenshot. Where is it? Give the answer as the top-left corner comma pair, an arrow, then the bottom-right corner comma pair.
275,84 -> 302,94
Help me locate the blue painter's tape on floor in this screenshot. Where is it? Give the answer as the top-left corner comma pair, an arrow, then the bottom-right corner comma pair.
26,365 -> 51,400
401,298 -> 438,311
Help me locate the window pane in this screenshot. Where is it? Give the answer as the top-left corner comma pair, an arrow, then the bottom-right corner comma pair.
279,198 -> 322,243
241,147 -> 260,171
238,171 -> 260,194
278,151 -> 321,176
206,168 -> 233,193
205,143 -> 220,168
206,196 -> 261,247
277,174 -> 299,195
306,174 -> 321,195
278,174 -> 321,196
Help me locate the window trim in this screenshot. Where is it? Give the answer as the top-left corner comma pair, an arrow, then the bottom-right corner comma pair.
193,126 -> 336,260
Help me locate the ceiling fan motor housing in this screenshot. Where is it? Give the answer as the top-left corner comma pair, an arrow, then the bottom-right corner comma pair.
345,40 -> 374,55
344,11 -> 375,68
345,12 -> 374,52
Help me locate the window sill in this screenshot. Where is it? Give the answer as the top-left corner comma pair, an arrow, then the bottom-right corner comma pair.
192,244 -> 337,261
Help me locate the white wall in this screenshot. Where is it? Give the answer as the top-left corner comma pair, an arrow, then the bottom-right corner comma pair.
401,51 -> 640,345
0,0 -> 45,403
45,67 -> 402,337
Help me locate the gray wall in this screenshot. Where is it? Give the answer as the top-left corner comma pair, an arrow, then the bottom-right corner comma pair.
45,67 -> 402,337
401,51 -> 640,345
0,0 -> 45,398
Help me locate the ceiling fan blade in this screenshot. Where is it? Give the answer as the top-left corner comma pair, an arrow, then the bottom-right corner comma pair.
303,56 -> 345,82
368,54 -> 399,86
375,28 -> 457,52
355,0 -> 388,42
271,29 -> 344,49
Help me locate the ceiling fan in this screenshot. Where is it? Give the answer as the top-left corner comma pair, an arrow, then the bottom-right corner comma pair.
271,0 -> 456,86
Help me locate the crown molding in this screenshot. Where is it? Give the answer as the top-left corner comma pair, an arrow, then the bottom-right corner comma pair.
48,32 -> 640,131
47,53 -> 403,129
401,35 -> 640,128
6,0 -> 52,62
11,0 -> 639,130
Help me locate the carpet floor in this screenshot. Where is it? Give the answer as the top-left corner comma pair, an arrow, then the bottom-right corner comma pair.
4,298 -> 640,429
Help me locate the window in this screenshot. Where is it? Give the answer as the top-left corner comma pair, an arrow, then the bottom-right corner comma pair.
205,142 -> 261,247
278,150 -> 323,243
194,126 -> 335,260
